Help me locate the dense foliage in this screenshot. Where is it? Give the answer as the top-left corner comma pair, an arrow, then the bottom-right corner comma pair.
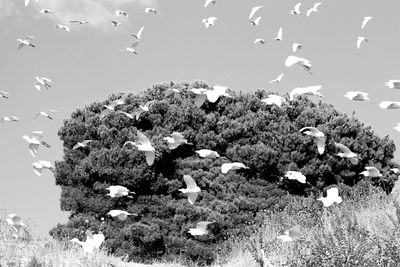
50,81 -> 397,264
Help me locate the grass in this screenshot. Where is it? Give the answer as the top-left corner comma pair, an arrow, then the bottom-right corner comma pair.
1,182 -> 399,267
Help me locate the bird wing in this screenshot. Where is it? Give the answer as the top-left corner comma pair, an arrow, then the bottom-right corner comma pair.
334,142 -> 352,154
294,3 -> 301,13
249,6 -> 262,19
123,141 -> 136,148
17,42 -> 25,50
195,94 -> 207,108
136,26 -> 144,39
288,225 -> 302,240
28,143 -> 39,157
183,175 -> 197,189
204,0 -> 213,8
187,192 -> 198,205
144,151 -> 155,166
25,0 -> 30,6
32,131 -> 44,141
136,131 -> 151,146
221,163 -> 232,174
306,8 -> 313,16
315,136 -> 326,154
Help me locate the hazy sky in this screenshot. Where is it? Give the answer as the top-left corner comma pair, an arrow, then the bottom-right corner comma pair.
1,0 -> 400,236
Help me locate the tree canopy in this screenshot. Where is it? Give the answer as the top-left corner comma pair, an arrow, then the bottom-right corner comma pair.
50,81 -> 397,264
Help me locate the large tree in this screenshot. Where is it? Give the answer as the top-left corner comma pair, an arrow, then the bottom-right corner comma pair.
50,81 -> 397,264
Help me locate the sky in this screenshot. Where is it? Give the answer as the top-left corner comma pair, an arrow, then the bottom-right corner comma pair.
1,0 -> 400,236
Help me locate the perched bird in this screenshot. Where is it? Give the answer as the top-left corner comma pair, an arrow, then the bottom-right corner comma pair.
17,36 -> 35,50
357,37 -> 368,49
179,175 -> 201,205
39,9 -> 53,14
56,24 -> 70,32
334,142 -> 358,164
273,27 -> 283,41
106,185 -> 134,198
34,77 -> 51,91
306,3 -> 322,17
145,8 -> 157,14
254,38 -> 265,45
344,91 -> 370,101
69,20 -> 91,24
25,0 -> 38,7
318,187 -> 342,207
32,160 -> 54,176
361,16 -> 373,29
394,123 -> 400,132
277,225 -> 302,242
111,21 -> 121,27
70,230 -> 105,255
100,99 -> 125,118
299,126 -> 325,154
163,132 -> 191,149
33,109 -> 58,120
360,166 -> 382,177
188,221 -> 214,236
195,149 -> 220,158
284,171 -> 306,184
292,43 -> 302,52
221,162 -> 249,174
0,91 -> 10,99
289,85 -> 322,101
120,41 -> 140,55
290,3 -> 302,15
22,131 -> 51,157
115,10 -> 128,17
1,116 -> 20,123
269,73 -> 284,83
249,16 -> 262,26
107,210 -> 136,221
249,5 -> 263,20
385,80 -> 400,89
202,17 -> 217,28
123,131 -> 156,166
285,55 -> 312,74
73,140 -> 92,150
204,0 -> 216,8
261,94 -> 287,107
133,100 -> 155,120
131,26 -> 144,39
379,101 -> 400,109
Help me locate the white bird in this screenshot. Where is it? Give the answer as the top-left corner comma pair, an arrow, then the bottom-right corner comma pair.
379,101 -> 400,109
344,91 -> 370,101
206,86 -> 231,103
1,116 -> 20,123
56,24 -> 70,32
261,94 -> 287,107
179,175 -> 201,205
25,0 -> 38,7
73,140 -> 92,150
17,36 -> 35,50
269,73 -> 284,83
190,88 -> 207,107
299,126 -> 325,154
277,225 -> 302,242
285,55 -> 312,74
145,7 -> 157,14
40,9 -> 52,14
131,26 -> 144,39
100,99 -> 125,118
202,17 -> 217,28
106,185 -> 134,198
284,171 -> 306,183
360,166 -> 382,177
107,210 -> 135,221
249,16 -> 262,26
306,3 -> 322,17
195,149 -> 220,158
390,168 -> 399,174
273,27 -> 283,41
204,0 -> 216,8
292,43 -> 302,53
357,37 -> 368,49
69,20 -> 91,25
317,187 -> 342,207
254,38 -> 265,45
394,123 -> 400,132
289,85 -> 322,101
290,3 -> 302,15
115,10 -> 128,17
123,131 -> 156,166
361,16 -> 373,29
221,162 -> 249,174
163,132 -> 191,149
22,131 -> 50,157
70,230 -> 105,255
34,77 -> 51,91
0,91 -> 10,99
34,109 -> 58,120
121,41 -> 140,55
133,100 -> 155,120
111,21 -> 121,27
249,6 -> 263,20
334,142 -> 358,164
116,110 -> 134,119
385,80 -> 400,89
32,160 -> 54,176
188,221 -> 214,236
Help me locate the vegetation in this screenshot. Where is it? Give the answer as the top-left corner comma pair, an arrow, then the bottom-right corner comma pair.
50,81 -> 398,264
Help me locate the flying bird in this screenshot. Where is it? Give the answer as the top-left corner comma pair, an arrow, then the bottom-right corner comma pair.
273,27 -> 283,41
69,20 -> 91,24
123,131 -> 156,166
249,16 -> 262,26
131,26 -> 144,39
289,85 -> 322,101
306,3 -> 322,16
106,185 -> 134,198
357,37 -> 368,49
145,8 -> 157,14
115,10 -> 128,17
33,109 -> 58,120
73,140 -> 92,150
334,142 -> 358,164
188,221 -> 214,236
133,100 -> 155,120
179,175 -> 201,205
107,210 -> 136,221
121,41 -> 140,54
34,77 -> 51,91
111,21 -> 121,27
361,16 -> 373,29
17,36 -> 35,50
254,38 -> 265,45
70,230 -> 105,255
269,73 -> 284,83
204,0 -> 216,8
32,160 -> 54,176
360,166 -> 382,177
385,80 -> 400,89
195,149 -> 220,158
285,55 -> 312,74
292,43 -> 302,52
39,9 -> 53,14
202,17 -> 217,28
163,132 -> 191,149
277,225 -> 302,242
221,162 -> 249,174
22,131 -> 50,157
344,91 -> 370,101
379,101 -> 400,109
290,3 -> 302,15
317,187 -> 342,207
0,91 -> 10,99
299,126 -> 325,154
1,116 -> 20,123
249,6 -> 263,20
56,24 -> 70,32
261,94 -> 287,107
284,171 -> 306,184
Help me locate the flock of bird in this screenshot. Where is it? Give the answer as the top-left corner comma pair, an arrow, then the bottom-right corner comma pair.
2,0 -> 400,260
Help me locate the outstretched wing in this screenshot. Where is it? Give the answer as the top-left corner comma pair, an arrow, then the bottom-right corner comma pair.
183,175 -> 197,189
334,142 -> 351,154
